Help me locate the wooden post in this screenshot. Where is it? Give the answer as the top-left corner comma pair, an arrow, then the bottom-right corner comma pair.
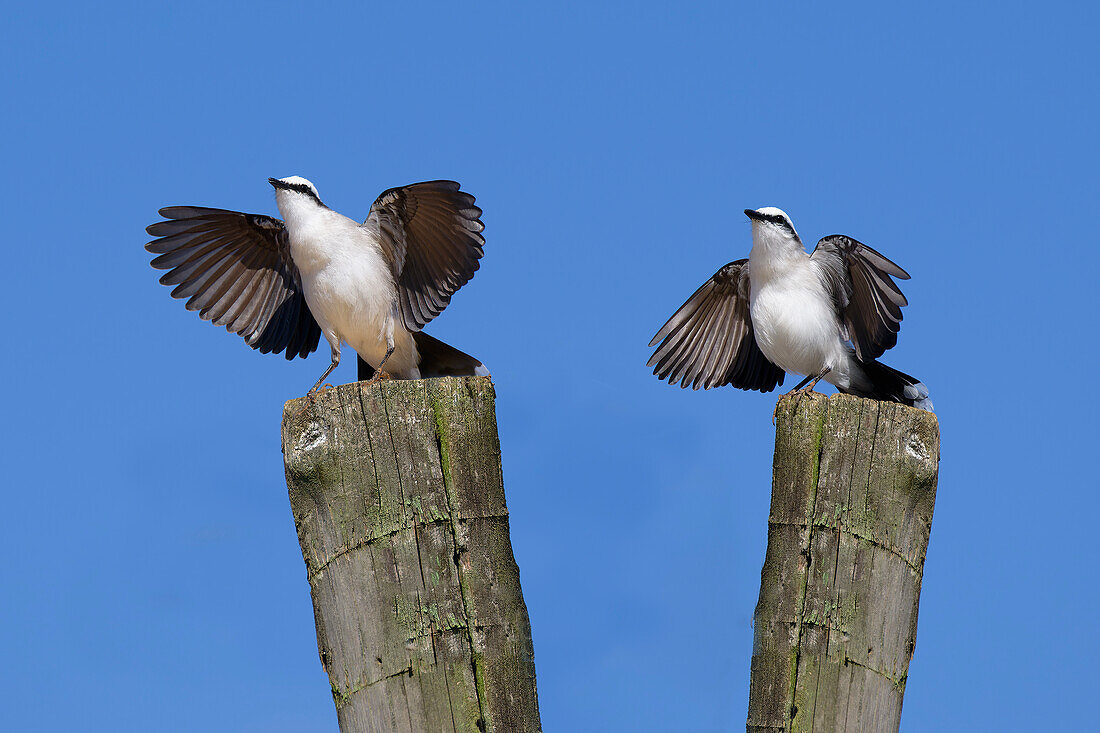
281,377 -> 541,733
747,392 -> 940,733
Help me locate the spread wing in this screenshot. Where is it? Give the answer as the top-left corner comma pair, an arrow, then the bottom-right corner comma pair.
648,260 -> 785,391
145,207 -> 321,359
810,235 -> 910,362
363,181 -> 485,332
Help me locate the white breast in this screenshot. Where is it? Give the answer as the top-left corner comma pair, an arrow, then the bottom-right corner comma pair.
749,258 -> 843,378
285,207 -> 417,369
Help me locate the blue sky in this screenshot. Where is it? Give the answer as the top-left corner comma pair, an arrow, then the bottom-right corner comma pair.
2,2 -> 1097,731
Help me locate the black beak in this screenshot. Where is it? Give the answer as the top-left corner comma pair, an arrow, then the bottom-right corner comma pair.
268,177 -> 286,189
744,209 -> 765,222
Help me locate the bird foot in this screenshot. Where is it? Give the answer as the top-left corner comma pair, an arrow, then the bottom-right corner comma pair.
789,388 -> 811,419
364,371 -> 392,387
773,385 -> 822,425
783,382 -> 823,398
293,383 -> 336,418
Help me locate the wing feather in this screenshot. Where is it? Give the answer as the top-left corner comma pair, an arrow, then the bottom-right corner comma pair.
810,234 -> 912,361
146,207 -> 321,360
648,260 -> 785,392
363,181 -> 485,332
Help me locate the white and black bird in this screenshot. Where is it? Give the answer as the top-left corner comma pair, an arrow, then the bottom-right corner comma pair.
648,207 -> 931,410
147,177 -> 488,392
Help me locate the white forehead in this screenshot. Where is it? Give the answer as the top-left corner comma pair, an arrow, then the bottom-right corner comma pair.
277,175 -> 319,197
754,206 -> 791,222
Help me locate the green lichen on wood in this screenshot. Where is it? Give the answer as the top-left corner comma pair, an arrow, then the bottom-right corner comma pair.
428,379 -> 494,731
281,377 -> 540,733
429,388 -> 454,491
748,392 -> 940,733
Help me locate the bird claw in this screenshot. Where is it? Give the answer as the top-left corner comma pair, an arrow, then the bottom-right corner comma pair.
774,385 -> 821,425
790,389 -> 809,418
293,382 -> 337,418
364,371 -> 392,387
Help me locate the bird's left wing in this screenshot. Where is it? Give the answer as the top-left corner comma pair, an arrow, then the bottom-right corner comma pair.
810,235 -> 910,362
146,207 -> 321,359
648,260 -> 785,391
363,181 -> 485,332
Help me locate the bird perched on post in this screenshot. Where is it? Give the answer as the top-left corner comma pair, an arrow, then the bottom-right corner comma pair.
146,177 -> 488,393
648,207 -> 931,410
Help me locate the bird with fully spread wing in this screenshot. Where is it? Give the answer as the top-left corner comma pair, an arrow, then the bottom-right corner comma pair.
648,207 -> 931,411
146,177 -> 487,393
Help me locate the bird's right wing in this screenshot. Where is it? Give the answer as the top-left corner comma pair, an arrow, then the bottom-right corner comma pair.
810,234 -> 910,362
146,207 -> 321,359
648,260 -> 785,391
363,181 -> 485,332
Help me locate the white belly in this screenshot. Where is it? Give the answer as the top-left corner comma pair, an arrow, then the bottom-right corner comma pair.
293,226 -> 420,377
749,272 -> 843,379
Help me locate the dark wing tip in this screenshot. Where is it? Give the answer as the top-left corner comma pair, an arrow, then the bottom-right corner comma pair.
399,180 -> 462,192
157,206 -> 204,219
145,206 -> 316,359
147,210 -> 192,236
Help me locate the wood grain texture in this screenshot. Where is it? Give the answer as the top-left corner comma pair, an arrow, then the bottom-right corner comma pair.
748,392 -> 940,733
281,377 -> 541,733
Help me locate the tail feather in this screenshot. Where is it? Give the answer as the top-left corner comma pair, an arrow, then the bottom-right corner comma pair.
358,332 -> 487,380
414,332 -> 489,378
845,359 -> 933,411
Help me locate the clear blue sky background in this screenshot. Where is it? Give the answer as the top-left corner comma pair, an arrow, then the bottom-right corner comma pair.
2,2 -> 1097,731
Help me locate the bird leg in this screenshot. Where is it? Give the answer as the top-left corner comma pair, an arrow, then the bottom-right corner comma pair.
364,343 -> 395,386
774,367 -> 833,425
294,348 -> 341,418
791,367 -> 831,418
788,373 -> 816,393
785,366 -> 832,396
364,318 -> 398,387
802,367 -> 832,393
308,343 -> 342,395
308,357 -> 339,394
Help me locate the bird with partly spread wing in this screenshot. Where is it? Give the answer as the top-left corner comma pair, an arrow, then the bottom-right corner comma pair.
648,207 -> 931,410
146,177 -> 487,393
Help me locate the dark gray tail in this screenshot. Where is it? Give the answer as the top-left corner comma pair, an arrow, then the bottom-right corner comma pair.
357,332 -> 488,381
845,359 -> 933,411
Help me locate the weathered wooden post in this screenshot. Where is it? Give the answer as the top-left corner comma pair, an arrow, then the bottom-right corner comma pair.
281,376 -> 541,733
748,392 -> 940,733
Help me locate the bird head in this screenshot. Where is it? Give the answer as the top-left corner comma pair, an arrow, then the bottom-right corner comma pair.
744,206 -> 800,245
269,176 -> 323,205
